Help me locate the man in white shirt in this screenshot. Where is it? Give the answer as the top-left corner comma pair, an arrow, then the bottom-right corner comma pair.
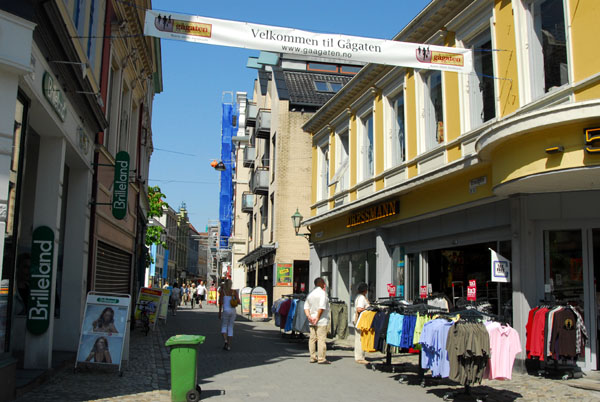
304,277 -> 330,364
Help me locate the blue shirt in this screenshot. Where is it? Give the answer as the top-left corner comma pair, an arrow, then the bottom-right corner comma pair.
284,299 -> 298,332
386,313 -> 404,347
419,319 -> 453,378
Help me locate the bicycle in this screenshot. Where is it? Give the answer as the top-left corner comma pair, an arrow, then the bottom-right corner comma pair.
136,302 -> 152,335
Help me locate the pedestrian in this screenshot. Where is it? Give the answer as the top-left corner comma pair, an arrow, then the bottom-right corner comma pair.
353,282 -> 370,364
304,277 -> 330,364
197,280 -> 207,308
182,284 -> 189,306
170,282 -> 181,316
162,282 -> 169,289
190,283 -> 197,309
218,278 -> 239,351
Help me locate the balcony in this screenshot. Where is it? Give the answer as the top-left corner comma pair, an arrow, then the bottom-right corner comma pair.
241,192 -> 254,213
256,109 -> 271,139
250,167 -> 269,195
243,146 -> 255,168
246,102 -> 258,127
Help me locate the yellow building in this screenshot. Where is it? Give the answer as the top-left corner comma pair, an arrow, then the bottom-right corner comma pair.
303,0 -> 600,371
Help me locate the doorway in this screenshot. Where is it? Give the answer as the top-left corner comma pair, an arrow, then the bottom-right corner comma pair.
542,227 -> 599,371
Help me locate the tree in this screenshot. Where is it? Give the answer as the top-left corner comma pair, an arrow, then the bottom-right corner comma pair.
146,185 -> 168,266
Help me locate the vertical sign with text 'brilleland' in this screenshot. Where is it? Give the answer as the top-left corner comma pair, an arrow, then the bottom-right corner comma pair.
112,151 -> 130,220
27,226 -> 54,335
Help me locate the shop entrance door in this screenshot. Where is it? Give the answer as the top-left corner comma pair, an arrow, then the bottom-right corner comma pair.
543,227 -> 599,371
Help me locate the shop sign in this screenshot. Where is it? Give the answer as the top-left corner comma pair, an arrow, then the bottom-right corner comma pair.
419,285 -> 427,299
111,151 -> 130,220
76,293 -> 130,368
27,226 -> 54,335
241,287 -> 252,314
276,263 -> 293,286
386,283 -> 396,297
490,248 -> 511,283
585,127 -> 600,153
42,72 -> 67,121
157,288 -> 170,320
467,280 -> 477,301
346,199 -> 399,228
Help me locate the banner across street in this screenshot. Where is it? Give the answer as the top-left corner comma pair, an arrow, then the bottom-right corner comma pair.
144,10 -> 473,73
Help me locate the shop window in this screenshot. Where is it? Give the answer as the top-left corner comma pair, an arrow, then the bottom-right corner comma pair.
359,113 -> 374,180
389,91 -> 406,166
423,70 -> 444,151
525,0 -> 569,99
392,246 -> 406,299
469,29 -> 496,129
321,257 -> 332,297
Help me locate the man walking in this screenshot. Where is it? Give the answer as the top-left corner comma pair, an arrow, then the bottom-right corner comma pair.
304,277 -> 330,364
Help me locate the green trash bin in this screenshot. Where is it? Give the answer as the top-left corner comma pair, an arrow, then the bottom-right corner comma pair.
165,334 -> 206,402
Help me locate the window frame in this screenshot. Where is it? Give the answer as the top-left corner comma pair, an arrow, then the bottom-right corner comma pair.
317,140 -> 330,201
335,126 -> 350,193
418,69 -> 445,153
384,83 -> 407,169
358,108 -> 374,182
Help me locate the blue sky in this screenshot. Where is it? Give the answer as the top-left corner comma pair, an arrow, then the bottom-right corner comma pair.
149,0 -> 432,231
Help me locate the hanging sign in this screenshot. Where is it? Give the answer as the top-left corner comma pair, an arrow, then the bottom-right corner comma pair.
42,72 -> 67,121
467,280 -> 477,301
419,285 -> 428,299
27,226 -> 54,335
276,263 -> 293,286
386,283 -> 396,297
144,10 -> 473,73
76,293 -> 130,369
490,248 -> 511,283
112,151 -> 130,220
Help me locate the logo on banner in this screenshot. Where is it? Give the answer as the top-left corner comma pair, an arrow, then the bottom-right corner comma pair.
154,14 -> 212,37
416,47 -> 464,67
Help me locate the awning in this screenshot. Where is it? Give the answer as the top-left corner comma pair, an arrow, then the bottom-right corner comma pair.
239,244 -> 276,265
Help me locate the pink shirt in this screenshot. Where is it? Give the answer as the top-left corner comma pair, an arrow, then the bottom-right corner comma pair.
487,324 -> 522,380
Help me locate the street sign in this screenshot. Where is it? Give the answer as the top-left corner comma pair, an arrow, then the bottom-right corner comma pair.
27,226 -> 54,335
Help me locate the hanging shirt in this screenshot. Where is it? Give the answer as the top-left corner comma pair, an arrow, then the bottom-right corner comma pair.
486,324 -> 521,380
356,310 -> 377,352
550,308 -> 578,359
400,315 -> 417,348
386,313 -> 404,347
528,307 -> 550,360
284,299 -> 298,332
419,318 -> 453,378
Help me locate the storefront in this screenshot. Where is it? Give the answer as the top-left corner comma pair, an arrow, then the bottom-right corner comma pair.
309,193 -> 600,371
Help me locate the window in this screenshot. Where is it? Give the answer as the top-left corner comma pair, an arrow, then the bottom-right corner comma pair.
314,80 -> 342,93
390,92 -> 406,166
263,138 -> 270,167
469,29 -> 496,128
118,84 -> 131,152
318,144 -> 329,200
271,134 -> 276,181
360,113 -> 374,180
423,70 -> 444,151
334,130 -> 349,192
269,194 -> 274,242
307,62 -> 338,73
73,0 -> 85,35
340,65 -> 361,75
526,0 -> 569,98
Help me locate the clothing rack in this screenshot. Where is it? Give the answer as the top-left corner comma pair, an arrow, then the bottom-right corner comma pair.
278,294 -> 307,340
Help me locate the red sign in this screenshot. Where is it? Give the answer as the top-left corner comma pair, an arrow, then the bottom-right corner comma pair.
387,283 -> 396,297
419,285 -> 428,299
469,279 -> 477,287
300,283 -> 305,292
467,286 -> 477,301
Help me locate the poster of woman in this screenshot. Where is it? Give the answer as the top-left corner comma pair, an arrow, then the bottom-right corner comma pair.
77,334 -> 123,364
81,305 -> 128,335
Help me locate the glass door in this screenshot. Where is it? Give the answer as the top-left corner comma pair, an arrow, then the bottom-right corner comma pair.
543,228 -> 599,370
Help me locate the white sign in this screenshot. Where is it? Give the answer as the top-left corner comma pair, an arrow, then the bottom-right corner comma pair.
144,10 -> 474,73
76,293 -> 130,370
490,248 -> 511,283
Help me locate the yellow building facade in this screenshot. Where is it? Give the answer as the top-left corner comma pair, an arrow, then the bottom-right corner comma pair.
303,0 -> 600,371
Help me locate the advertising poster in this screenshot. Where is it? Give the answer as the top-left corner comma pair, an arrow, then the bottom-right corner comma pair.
490,248 -> 511,283
241,287 -> 252,314
208,285 -> 217,305
276,263 -> 293,286
76,293 -> 130,368
135,288 -> 162,328
251,287 -> 268,320
157,288 -> 170,320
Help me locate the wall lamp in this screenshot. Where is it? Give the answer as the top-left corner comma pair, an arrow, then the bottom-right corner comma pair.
291,208 -> 310,239
210,160 -> 226,171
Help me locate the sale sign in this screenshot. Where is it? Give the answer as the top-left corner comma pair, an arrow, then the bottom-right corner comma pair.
387,283 -> 396,297
467,286 -> 477,301
420,285 -> 428,299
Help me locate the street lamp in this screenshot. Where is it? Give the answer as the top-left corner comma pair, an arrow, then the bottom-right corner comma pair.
210,160 -> 226,171
291,208 -> 310,239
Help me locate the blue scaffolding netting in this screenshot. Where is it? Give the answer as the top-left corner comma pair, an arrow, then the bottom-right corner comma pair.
219,102 -> 235,249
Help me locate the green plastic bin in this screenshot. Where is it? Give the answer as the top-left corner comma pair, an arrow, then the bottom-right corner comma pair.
165,334 -> 206,402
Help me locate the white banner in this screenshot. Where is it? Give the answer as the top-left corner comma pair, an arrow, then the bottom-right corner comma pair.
144,10 -> 473,73
490,248 -> 511,283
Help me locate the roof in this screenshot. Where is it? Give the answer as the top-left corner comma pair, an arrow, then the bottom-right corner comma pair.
282,71 -> 353,108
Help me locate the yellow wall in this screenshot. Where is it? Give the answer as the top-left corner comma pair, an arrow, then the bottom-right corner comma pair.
311,164 -> 493,242
444,32 -> 461,145
491,121 -> 600,186
570,0 -> 600,84
494,0 -> 520,117
405,71 -> 417,161
447,144 -> 461,163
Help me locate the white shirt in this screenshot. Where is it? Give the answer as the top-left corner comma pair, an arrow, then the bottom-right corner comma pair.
355,294 -> 369,310
304,286 -> 330,326
197,284 -> 207,295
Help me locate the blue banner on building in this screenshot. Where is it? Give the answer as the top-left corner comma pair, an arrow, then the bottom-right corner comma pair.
163,249 -> 169,279
219,102 -> 235,248
150,244 -> 157,277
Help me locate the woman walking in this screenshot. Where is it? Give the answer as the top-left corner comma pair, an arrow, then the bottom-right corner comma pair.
354,282 -> 370,364
218,279 -> 239,351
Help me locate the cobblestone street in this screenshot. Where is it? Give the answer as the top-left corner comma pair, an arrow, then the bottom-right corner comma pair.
14,305 -> 600,402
